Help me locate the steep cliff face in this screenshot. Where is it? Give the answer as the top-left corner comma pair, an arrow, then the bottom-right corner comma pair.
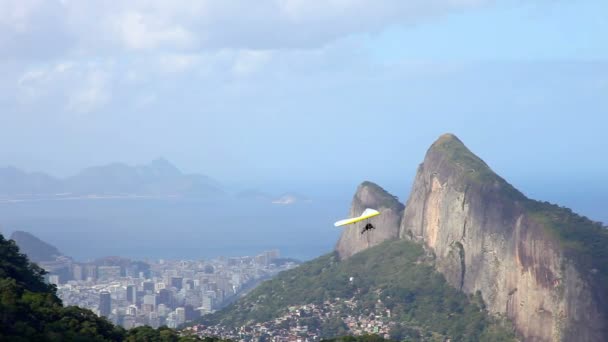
400,134 -> 607,342
335,181 -> 404,259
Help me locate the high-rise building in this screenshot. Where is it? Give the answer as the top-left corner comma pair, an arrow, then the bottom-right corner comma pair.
157,288 -> 171,306
166,312 -> 178,329
127,305 -> 137,316
143,294 -> 157,310
170,276 -> 183,290
255,254 -> 268,266
122,315 -> 136,329
72,264 -> 83,281
202,293 -> 215,313
265,249 -> 280,262
148,312 -> 160,328
99,291 -> 111,317
175,307 -> 186,325
157,304 -> 169,317
155,282 -> 166,291
126,285 -> 137,304
143,281 -> 154,294
97,266 -> 121,281
48,274 -> 60,286
85,264 -> 97,281
184,304 -> 197,321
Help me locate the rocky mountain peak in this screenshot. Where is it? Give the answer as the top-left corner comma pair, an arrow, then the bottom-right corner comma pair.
145,158 -> 182,177
335,181 -> 403,259
334,133 -> 607,340
401,133 -> 607,341
418,133 -> 525,201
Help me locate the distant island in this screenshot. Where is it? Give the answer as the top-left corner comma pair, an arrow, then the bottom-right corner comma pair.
0,158 -> 223,200
236,190 -> 310,205
0,160 -> 312,205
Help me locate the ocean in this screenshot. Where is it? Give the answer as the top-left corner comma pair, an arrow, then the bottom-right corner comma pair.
0,197 -> 346,262
0,184 -> 604,263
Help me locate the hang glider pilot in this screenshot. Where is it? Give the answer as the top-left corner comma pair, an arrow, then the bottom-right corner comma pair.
333,208 -> 380,235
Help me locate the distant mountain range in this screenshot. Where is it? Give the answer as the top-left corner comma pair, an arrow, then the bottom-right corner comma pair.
0,158 -> 223,199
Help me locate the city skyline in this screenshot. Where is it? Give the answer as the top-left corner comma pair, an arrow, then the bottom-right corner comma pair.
55,249 -> 292,329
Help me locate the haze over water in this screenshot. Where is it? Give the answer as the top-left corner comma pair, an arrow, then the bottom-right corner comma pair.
0,0 -> 606,263
1,181 -> 605,262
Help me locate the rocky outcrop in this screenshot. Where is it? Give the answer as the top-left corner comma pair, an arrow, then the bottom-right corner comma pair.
400,133 -> 607,342
335,181 -> 404,259
336,133 -> 608,341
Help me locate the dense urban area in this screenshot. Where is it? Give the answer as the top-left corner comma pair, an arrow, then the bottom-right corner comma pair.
188,297 -> 400,341
42,250 -> 297,329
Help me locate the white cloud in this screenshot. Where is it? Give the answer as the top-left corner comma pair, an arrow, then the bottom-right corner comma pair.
109,11 -> 195,50
2,0 -> 508,112
1,0 -> 499,60
66,69 -> 111,113
158,53 -> 201,73
16,60 -> 113,113
232,50 -> 273,76
132,93 -> 156,109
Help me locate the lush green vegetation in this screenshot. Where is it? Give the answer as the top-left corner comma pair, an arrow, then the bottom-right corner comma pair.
526,199 -> 608,299
124,326 -> 213,341
200,239 -> 516,341
0,233 -> 224,341
0,233 -> 124,341
322,334 -> 394,342
430,134 -> 525,201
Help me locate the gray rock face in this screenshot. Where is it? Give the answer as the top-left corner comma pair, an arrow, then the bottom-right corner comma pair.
400,134 -> 606,342
335,181 -> 404,259
336,133 -> 607,341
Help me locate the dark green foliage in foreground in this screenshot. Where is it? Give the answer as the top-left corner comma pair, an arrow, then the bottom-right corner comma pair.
0,233 -> 224,341
200,240 -> 516,341
125,326 -> 216,341
0,233 -> 124,341
322,334 -> 394,342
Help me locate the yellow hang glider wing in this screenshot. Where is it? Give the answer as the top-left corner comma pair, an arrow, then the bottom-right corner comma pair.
334,208 -> 380,227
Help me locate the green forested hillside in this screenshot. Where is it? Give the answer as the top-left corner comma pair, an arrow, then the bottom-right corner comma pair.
199,239 -> 516,341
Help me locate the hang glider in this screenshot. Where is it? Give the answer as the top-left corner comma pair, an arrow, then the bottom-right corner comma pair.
334,208 -> 380,227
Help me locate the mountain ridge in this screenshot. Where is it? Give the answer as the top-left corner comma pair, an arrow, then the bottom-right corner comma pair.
199,133 -> 607,342
0,159 -> 222,198
398,133 -> 607,341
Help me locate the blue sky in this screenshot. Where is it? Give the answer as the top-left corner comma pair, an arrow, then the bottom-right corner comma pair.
1,0 -> 606,199
370,1 -> 608,61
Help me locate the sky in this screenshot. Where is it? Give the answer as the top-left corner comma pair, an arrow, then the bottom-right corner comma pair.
1,0 -> 607,199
